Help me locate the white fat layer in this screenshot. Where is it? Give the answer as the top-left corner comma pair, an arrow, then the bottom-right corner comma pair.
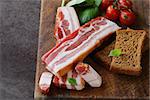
88,74 -> 102,87
47,19 -> 120,74
66,7 -> 80,31
39,72 -> 53,86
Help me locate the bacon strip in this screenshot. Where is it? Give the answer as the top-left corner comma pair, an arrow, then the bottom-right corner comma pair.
54,7 -> 80,43
42,17 -> 120,76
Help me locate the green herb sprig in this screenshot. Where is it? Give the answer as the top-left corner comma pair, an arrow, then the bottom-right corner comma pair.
68,78 -> 77,86
66,0 -> 102,25
109,49 -> 122,57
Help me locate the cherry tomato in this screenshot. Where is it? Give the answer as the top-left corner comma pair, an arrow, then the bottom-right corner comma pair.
105,5 -> 120,21
119,10 -> 136,26
118,0 -> 133,10
100,0 -> 114,10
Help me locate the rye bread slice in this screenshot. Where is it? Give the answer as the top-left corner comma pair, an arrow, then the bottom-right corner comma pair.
94,29 -> 148,71
94,36 -> 148,69
110,30 -> 146,75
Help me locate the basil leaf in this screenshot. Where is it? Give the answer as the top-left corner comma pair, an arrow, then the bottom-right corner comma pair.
66,0 -> 95,7
95,0 -> 102,7
68,78 -> 77,86
78,7 -> 99,25
109,49 -> 122,57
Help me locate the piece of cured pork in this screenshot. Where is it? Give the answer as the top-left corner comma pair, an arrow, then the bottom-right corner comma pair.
54,7 -> 80,43
39,72 -> 53,94
53,70 -> 85,90
75,62 -> 102,87
42,17 -> 120,76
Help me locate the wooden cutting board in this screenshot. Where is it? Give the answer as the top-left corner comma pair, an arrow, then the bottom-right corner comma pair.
34,0 -> 149,99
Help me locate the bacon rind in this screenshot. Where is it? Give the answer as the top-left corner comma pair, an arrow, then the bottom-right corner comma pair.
42,17 -> 120,76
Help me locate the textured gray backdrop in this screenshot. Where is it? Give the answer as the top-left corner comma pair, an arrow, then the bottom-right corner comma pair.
0,0 -> 40,99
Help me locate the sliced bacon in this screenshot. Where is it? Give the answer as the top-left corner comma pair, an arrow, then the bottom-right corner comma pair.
39,72 -> 53,94
75,63 -> 102,87
42,17 -> 120,76
54,7 -> 80,42
53,70 -> 85,90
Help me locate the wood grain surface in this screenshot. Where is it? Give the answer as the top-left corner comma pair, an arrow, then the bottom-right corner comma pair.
34,0 -> 149,99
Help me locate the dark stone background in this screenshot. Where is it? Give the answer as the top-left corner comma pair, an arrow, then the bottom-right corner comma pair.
0,0 -> 40,99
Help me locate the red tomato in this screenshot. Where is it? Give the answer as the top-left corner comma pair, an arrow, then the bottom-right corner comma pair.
105,5 -> 120,21
100,0 -> 114,10
118,0 -> 133,10
119,10 -> 136,26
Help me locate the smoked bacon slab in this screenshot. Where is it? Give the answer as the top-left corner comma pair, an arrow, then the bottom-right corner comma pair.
42,17 -> 120,76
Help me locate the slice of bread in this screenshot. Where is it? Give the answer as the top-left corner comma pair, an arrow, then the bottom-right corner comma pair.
94,31 -> 149,70
110,30 -> 146,75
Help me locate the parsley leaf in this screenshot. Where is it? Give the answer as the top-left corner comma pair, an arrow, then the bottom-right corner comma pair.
68,78 -> 77,86
109,49 -> 122,57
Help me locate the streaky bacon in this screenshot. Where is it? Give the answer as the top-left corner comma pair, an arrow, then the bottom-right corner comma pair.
53,70 -> 85,90
42,7 -> 80,62
54,7 -> 80,43
75,62 -> 102,87
42,17 -> 120,76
